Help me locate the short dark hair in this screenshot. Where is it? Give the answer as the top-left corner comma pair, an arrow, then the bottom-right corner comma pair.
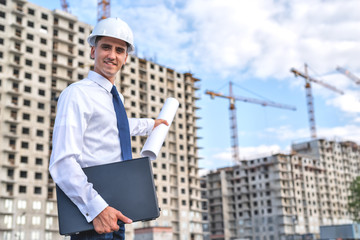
94,36 -> 104,46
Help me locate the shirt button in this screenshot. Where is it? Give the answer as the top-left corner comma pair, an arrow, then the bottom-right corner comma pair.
86,213 -> 89,216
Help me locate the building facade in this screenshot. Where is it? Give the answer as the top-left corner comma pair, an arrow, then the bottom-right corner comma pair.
0,1 -> 203,240
204,139 -> 360,240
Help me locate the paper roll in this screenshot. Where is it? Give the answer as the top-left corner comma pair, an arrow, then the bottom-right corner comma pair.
140,98 -> 179,160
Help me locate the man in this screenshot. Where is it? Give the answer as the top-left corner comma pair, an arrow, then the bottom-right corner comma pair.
49,17 -> 168,239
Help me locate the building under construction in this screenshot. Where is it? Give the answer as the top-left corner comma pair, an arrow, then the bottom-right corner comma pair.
203,138 -> 360,240
0,1 -> 203,240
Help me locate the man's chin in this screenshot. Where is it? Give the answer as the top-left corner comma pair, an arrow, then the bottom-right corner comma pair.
104,67 -> 119,75
97,70 -> 116,81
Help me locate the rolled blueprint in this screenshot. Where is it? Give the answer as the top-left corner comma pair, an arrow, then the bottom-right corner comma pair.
141,98 -> 179,160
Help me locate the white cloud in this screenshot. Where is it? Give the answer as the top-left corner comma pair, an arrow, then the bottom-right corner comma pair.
354,117 -> 360,123
70,0 -> 97,24
327,91 -> 360,113
318,125 -> 360,143
264,125 -> 309,141
179,0 -> 360,80
184,0 -> 279,77
263,123 -> 360,145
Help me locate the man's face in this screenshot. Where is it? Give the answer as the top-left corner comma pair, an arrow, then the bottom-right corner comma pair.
91,36 -> 128,83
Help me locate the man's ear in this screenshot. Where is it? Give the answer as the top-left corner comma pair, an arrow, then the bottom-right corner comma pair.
90,46 -> 95,60
122,53 -> 128,70
124,53 -> 128,63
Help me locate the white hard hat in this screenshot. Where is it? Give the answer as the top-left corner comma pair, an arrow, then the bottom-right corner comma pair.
87,17 -> 135,54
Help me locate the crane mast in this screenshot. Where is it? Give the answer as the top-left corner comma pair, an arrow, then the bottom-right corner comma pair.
304,65 -> 316,139
290,63 -> 344,139
229,82 -> 240,163
59,1 -> 110,21
206,82 -> 296,165
98,0 -> 111,22
60,0 -> 70,13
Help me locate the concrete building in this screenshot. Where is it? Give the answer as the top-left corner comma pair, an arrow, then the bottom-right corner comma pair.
320,223 -> 360,240
200,177 -> 210,240
0,1 -> 203,240
203,139 -> 360,240
134,227 -> 173,240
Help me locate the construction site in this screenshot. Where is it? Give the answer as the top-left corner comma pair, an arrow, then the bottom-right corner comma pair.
0,0 -> 359,240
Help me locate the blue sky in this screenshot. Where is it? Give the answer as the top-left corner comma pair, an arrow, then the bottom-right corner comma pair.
30,0 -> 360,173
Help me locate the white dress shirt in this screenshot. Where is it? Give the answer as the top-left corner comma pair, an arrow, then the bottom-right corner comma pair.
49,71 -> 154,222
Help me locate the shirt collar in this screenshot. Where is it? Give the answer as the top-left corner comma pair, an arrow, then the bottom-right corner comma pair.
87,71 -> 114,93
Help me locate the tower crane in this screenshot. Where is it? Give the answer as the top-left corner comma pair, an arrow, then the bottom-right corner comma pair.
290,63 -> 344,139
98,0 -> 111,22
59,1 -> 110,21
205,82 -> 296,165
336,66 -> 360,85
60,0 -> 70,13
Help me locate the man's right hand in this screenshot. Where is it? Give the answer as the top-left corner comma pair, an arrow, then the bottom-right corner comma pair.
93,206 -> 132,234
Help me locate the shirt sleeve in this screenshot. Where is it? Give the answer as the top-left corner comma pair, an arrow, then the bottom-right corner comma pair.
49,85 -> 108,222
128,118 -> 155,136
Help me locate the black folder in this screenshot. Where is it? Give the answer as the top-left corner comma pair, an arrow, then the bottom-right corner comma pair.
56,157 -> 160,235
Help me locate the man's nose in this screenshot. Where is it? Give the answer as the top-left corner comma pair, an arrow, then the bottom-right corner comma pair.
107,48 -> 116,59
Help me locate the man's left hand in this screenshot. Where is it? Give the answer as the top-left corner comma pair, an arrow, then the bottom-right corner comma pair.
153,119 -> 169,129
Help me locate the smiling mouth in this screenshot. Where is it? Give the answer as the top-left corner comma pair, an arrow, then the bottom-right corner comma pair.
104,60 -> 117,66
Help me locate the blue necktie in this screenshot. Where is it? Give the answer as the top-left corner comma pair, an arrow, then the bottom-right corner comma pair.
111,85 -> 132,160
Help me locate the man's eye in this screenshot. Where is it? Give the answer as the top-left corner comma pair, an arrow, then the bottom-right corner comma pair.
116,48 -> 125,53
102,46 -> 111,50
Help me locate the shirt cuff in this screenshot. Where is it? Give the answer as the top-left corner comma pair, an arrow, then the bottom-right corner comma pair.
78,194 -> 108,222
147,119 -> 155,135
